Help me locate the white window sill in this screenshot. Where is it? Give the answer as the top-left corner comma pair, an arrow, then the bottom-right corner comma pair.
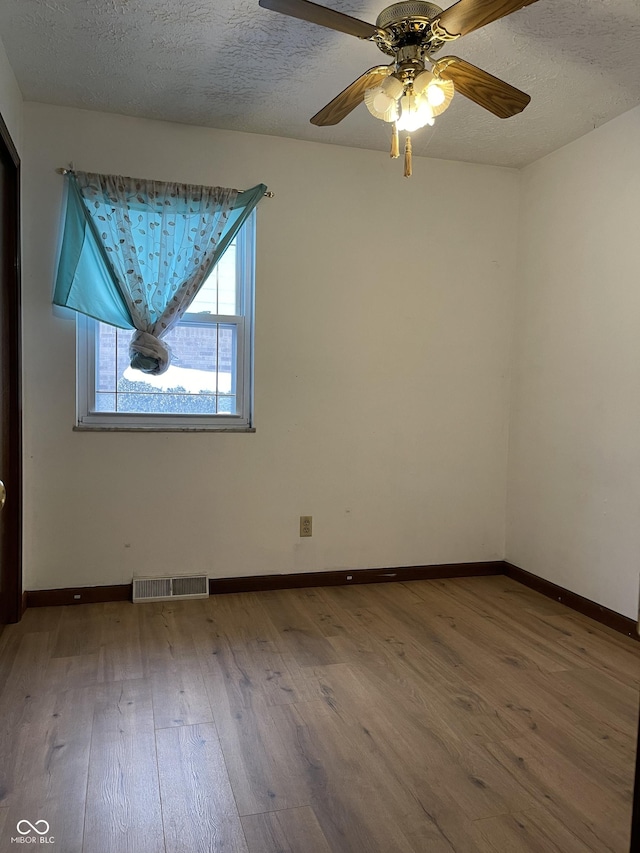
73,425 -> 256,433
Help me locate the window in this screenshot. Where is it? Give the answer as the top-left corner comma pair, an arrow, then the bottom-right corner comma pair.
76,211 -> 255,430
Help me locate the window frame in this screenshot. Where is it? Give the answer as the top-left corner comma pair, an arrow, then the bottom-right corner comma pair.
75,211 -> 256,431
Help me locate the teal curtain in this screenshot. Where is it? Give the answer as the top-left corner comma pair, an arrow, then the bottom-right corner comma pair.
54,172 -> 266,374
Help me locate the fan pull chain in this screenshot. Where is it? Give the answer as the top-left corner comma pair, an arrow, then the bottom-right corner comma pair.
391,122 -> 399,159
404,134 -> 412,178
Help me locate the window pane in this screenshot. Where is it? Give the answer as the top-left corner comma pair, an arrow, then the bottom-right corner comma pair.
218,395 -> 236,414
189,242 -> 237,316
96,324 -> 118,392
116,391 -> 218,415
95,392 -> 116,411
93,321 -> 238,415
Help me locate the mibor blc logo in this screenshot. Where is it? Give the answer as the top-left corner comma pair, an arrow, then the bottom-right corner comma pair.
11,820 -> 55,845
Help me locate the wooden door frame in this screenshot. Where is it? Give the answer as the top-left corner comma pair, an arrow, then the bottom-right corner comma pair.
0,110 -> 22,625
632,708 -> 640,851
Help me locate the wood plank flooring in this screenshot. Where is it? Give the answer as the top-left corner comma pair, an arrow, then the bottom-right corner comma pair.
0,575 -> 637,852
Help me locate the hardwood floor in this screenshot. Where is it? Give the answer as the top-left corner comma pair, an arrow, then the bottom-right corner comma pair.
0,576 -> 637,852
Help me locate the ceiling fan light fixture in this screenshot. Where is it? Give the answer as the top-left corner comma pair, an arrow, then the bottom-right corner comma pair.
364,85 -> 399,122
426,82 -> 445,106
425,78 -> 454,115
396,92 -> 434,132
380,74 -> 404,100
412,69 -> 434,96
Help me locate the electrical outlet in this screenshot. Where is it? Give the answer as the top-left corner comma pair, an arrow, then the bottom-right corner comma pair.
300,516 -> 312,537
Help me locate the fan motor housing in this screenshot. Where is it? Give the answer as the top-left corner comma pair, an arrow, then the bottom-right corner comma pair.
375,2 -> 447,56
376,1 -> 443,29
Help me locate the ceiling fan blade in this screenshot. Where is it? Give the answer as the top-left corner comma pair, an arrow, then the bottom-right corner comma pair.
435,56 -> 530,118
311,66 -> 392,125
436,0 -> 539,38
258,0 -> 378,39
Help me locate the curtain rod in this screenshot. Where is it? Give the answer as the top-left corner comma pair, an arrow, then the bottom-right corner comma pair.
55,168 -> 274,197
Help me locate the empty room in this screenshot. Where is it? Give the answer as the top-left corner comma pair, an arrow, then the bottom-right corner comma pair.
0,0 -> 639,851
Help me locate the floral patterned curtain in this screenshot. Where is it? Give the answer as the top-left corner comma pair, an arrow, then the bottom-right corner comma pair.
54,171 -> 266,374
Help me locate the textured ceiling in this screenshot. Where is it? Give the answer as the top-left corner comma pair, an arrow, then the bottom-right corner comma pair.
1,0 -> 640,167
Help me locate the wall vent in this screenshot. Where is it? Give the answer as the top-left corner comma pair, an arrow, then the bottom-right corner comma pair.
132,575 -> 209,603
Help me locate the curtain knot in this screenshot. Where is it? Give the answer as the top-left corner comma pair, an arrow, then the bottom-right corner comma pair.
129,330 -> 170,376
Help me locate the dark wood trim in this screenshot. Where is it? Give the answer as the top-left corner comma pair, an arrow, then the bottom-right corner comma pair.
20,563 -> 639,644
208,562 -> 504,595
23,564 -> 502,609
0,108 -> 22,625
21,589 -> 27,615
26,584 -> 132,608
0,111 -> 19,168
632,708 -> 640,851
504,562 -> 638,640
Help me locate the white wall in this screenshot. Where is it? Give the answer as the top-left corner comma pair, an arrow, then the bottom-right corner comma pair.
507,105 -> 640,619
0,33 -> 22,152
22,103 -> 518,590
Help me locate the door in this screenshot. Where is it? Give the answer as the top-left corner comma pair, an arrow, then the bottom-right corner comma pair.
0,111 -> 22,625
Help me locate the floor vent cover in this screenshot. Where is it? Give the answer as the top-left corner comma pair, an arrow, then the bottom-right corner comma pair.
133,575 -> 209,603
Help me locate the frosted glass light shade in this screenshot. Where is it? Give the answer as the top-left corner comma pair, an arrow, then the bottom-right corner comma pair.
364,86 -> 399,122
380,74 -> 404,100
413,70 -> 434,96
426,83 -> 446,106
425,79 -> 454,116
396,93 -> 434,132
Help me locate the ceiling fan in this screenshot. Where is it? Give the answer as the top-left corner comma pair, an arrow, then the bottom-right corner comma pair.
258,0 -> 540,175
